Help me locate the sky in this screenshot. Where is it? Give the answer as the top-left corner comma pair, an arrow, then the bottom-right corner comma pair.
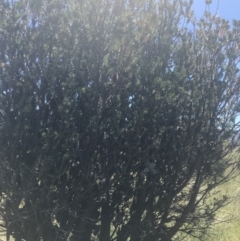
193,0 -> 240,22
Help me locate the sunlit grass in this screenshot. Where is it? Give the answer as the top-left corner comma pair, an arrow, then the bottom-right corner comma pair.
184,162 -> 240,241
203,175 -> 240,241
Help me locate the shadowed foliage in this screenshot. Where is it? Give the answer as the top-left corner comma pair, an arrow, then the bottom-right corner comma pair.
0,0 -> 240,240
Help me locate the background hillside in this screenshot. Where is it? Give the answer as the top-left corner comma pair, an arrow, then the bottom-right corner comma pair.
186,152 -> 240,241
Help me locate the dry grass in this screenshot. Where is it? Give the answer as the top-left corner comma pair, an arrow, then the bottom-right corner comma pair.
184,167 -> 240,241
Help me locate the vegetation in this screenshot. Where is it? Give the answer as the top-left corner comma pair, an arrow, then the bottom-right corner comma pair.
0,0 -> 240,240
185,153 -> 240,241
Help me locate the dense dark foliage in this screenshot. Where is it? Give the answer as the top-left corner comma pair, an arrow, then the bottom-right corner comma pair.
0,0 -> 240,240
